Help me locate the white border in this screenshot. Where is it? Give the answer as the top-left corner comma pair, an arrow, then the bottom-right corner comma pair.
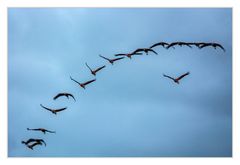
0,0 -> 239,164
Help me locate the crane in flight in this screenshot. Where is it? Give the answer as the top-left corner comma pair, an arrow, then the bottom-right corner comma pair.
53,92 -> 75,101
199,43 -> 225,52
99,55 -> 125,65
166,42 -> 192,49
40,104 -> 67,115
132,48 -> 158,55
27,128 -> 56,134
149,42 -> 169,49
85,63 -> 106,76
22,138 -> 46,150
70,76 -> 96,89
163,72 -> 190,84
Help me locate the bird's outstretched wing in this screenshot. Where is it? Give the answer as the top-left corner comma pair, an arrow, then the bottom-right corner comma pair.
132,49 -> 144,54
148,49 -> 158,55
46,129 -> 56,134
166,42 -> 178,49
40,104 -> 52,112
150,42 -> 169,49
27,128 -> 40,131
214,43 -> 225,52
38,139 -> 46,146
114,54 -> 126,57
188,42 -> 206,48
28,142 -> 41,149
131,52 -> 143,56
25,138 -> 36,144
163,74 -> 175,81
53,93 -> 65,100
82,79 -> 96,86
183,43 -> 192,48
94,65 -> 106,73
199,43 -> 211,49
70,76 -> 81,85
85,63 -> 93,72
54,107 -> 67,113
112,57 -> 125,62
176,72 -> 190,81
99,55 -> 110,61
67,93 -> 76,101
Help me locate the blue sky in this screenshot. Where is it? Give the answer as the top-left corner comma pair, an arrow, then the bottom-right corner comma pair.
8,8 -> 232,157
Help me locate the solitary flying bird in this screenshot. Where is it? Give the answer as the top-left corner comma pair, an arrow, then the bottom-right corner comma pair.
40,104 -> 67,115
163,72 -> 190,84
133,48 -> 158,55
149,42 -> 169,49
199,43 -> 225,52
70,76 -> 96,89
22,138 -> 46,146
53,93 -> 75,101
99,55 -> 125,65
115,52 -> 142,59
27,128 -> 56,134
85,63 -> 106,76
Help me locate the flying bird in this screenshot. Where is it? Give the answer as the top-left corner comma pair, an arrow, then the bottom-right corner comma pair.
114,52 -> 142,59
99,55 -> 125,65
85,63 -> 106,76
70,76 -> 96,89
26,141 -> 43,150
133,48 -> 158,55
199,43 -> 225,52
166,42 -> 192,49
40,104 -> 67,115
149,42 -> 169,49
163,72 -> 190,84
187,42 -> 206,48
22,138 -> 46,146
27,128 -> 56,134
22,138 -> 46,150
53,92 -> 75,101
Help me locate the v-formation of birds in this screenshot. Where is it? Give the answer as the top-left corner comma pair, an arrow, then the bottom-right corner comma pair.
22,41 -> 225,150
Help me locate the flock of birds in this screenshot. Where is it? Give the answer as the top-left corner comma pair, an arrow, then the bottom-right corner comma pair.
21,41 -> 225,150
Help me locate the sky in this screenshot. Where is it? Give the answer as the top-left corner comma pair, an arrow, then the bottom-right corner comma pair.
8,8 -> 232,157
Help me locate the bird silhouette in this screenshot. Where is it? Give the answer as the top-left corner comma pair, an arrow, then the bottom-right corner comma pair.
22,138 -> 46,146
40,104 -> 67,115
70,76 -> 96,89
133,48 -> 158,55
99,55 -> 125,65
187,42 -> 206,48
199,43 -> 225,52
115,52 -> 142,59
163,72 -> 190,84
149,42 -> 169,49
166,42 -> 192,49
53,92 -> 75,101
27,128 -> 56,134
85,63 -> 106,76
26,141 -> 43,150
